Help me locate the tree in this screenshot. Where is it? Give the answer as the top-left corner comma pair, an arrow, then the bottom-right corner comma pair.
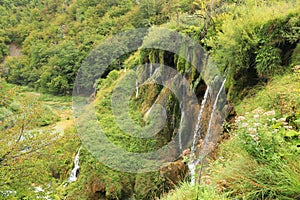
0,81 -> 75,198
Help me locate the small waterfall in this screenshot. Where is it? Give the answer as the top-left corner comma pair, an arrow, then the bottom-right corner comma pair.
149,63 -> 153,77
178,110 -> 185,151
67,147 -> 81,183
189,78 -> 226,185
135,79 -> 139,98
205,79 -> 226,140
189,163 -> 196,185
190,85 -> 210,156
188,86 -> 210,185
144,104 -> 154,121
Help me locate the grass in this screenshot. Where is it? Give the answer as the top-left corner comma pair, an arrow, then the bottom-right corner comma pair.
236,72 -> 300,116
38,93 -> 72,103
159,182 -> 227,200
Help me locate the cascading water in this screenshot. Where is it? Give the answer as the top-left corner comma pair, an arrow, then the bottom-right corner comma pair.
205,78 -> 226,143
135,79 -> 139,98
67,147 -> 81,183
188,86 -> 210,185
189,78 -> 226,185
190,85 -> 210,155
149,63 -> 153,77
178,110 -> 185,151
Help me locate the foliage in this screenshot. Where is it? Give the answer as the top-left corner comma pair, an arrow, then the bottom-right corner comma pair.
291,43 -> 300,66
0,0 -> 181,94
205,1 -> 300,100
209,72 -> 300,199
211,109 -> 300,199
95,70 -> 158,153
0,80 -> 79,199
255,46 -> 282,77
160,182 -> 227,200
237,73 -> 300,117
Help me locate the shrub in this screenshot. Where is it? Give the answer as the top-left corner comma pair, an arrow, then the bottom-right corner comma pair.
206,1 -> 300,100
255,46 -> 282,78
291,43 -> 300,66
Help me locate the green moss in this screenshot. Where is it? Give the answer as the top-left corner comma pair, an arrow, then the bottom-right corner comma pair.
95,70 -> 158,153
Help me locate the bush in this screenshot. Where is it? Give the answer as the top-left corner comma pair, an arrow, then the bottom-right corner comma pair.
206,1 -> 300,100
255,46 -> 282,78
291,43 -> 300,66
211,108 -> 300,199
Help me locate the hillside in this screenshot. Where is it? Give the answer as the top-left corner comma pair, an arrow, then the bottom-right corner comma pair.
161,70 -> 300,200
0,0 -> 299,199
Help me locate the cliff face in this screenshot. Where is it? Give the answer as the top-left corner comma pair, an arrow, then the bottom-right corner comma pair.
83,30 -> 227,199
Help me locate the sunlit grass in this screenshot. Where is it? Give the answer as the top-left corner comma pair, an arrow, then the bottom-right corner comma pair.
236,72 -> 300,115
159,182 -> 228,200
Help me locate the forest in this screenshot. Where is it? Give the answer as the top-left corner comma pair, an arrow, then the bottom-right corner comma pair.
0,0 -> 299,199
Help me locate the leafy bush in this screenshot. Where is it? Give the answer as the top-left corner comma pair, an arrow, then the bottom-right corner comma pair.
205,1 -> 300,99
255,46 -> 282,78
291,43 -> 300,66
213,108 -> 300,199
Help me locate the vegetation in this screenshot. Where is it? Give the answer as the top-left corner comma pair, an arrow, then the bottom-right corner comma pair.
0,0 -> 299,199
160,182 -> 227,200
0,79 -> 80,198
162,71 -> 300,200
0,0 -> 190,95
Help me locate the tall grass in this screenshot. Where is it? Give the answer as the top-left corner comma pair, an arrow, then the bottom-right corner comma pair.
159,182 -> 227,200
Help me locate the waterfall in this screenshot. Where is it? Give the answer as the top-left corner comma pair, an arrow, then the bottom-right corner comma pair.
189,163 -> 196,185
190,85 -> 210,156
144,104 -> 154,121
135,79 -> 139,98
188,86 -> 210,185
67,147 -> 81,183
189,78 -> 226,185
149,63 -> 153,77
178,110 -> 185,151
205,78 -> 226,141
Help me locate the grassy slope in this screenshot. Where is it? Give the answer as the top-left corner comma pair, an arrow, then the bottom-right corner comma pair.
160,71 -> 300,200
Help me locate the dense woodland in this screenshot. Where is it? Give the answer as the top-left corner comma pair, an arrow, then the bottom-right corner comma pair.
0,0 -> 300,199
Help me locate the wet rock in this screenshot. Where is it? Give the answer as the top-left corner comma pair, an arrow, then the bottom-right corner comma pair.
159,160 -> 187,185
89,176 -> 106,200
